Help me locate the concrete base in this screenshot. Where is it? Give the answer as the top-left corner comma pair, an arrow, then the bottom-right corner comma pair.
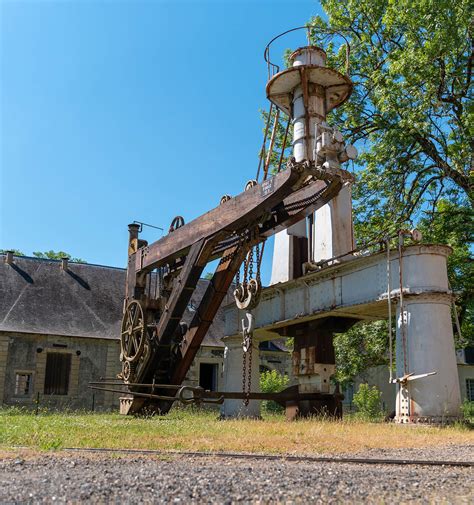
221,334 -> 260,418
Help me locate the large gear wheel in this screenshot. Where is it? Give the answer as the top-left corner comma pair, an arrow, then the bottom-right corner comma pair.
120,300 -> 146,363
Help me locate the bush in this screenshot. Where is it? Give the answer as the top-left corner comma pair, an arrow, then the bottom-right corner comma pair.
460,400 -> 474,423
260,370 -> 289,413
353,383 -> 384,421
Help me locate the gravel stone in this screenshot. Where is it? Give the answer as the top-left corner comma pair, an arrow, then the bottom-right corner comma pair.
0,445 -> 472,503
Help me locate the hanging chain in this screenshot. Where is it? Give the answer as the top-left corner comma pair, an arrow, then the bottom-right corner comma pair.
246,337 -> 253,406
232,227 -> 266,408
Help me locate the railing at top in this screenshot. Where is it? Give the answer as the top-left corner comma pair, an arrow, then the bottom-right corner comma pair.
263,26 -> 352,80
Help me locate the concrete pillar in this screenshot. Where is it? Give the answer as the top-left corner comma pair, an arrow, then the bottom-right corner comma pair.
395,293 -> 461,423
221,334 -> 260,418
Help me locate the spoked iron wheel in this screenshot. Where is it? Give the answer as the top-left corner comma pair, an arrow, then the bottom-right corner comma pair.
121,300 -> 146,363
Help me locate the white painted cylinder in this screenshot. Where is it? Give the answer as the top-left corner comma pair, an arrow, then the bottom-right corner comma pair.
395,293 -> 461,422
290,47 -> 326,67
221,335 -> 260,418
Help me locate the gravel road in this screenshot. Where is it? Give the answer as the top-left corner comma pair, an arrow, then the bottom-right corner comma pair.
1,445 -> 472,503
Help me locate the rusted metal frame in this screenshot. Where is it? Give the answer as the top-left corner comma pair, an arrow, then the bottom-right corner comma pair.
136,237 -> 219,388
135,167 -> 301,274
263,108 -> 280,180
171,242 -> 251,385
90,384 -> 340,404
256,103 -> 274,182
153,237 -> 217,348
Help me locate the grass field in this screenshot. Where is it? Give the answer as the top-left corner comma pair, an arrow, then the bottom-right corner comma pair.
1,407 -> 472,455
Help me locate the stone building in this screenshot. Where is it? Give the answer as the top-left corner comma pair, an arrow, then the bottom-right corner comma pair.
0,254 -> 290,410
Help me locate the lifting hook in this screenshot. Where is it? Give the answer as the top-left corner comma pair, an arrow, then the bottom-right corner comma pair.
241,312 -> 254,353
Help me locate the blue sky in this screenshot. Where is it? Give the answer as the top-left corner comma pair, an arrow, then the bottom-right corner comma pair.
0,0 -> 323,282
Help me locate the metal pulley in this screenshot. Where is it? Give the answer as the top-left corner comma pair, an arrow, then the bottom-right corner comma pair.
234,278 -> 261,310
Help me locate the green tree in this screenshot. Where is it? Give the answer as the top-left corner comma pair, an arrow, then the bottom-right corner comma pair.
1,249 -> 86,263
308,0 -> 472,242
333,320 -> 393,386
0,249 -> 25,256
260,369 -> 290,413
32,250 -> 86,263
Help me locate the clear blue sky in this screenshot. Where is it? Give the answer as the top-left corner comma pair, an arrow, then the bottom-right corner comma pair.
0,0 -> 324,282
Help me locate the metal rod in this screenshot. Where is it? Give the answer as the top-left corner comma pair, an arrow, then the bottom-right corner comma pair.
88,385 -> 178,402
89,382 -> 181,389
133,220 -> 164,232
277,116 -> 290,173
263,109 -> 280,180
386,238 -> 393,383
256,103 -> 274,181
44,447 -> 474,468
307,214 -> 314,263
398,231 -> 408,376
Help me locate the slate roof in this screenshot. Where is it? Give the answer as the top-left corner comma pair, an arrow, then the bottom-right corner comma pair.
0,255 -> 227,346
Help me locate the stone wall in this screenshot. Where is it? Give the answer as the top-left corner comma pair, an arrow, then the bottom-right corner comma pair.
0,332 -> 121,411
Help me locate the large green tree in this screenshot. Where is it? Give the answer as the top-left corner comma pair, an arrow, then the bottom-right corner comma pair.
308,0 -> 472,234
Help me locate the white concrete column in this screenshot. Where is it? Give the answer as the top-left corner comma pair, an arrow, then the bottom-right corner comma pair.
313,183 -> 354,263
221,334 -> 260,418
395,293 -> 461,422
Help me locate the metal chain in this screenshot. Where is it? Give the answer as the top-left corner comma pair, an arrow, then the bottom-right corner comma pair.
242,330 -> 253,407
248,247 -> 254,282
246,337 -> 253,406
242,346 -> 246,401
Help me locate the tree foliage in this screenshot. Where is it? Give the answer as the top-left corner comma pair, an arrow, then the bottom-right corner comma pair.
260,369 -> 290,413
309,0 -> 472,240
333,320 -> 394,386
0,249 -> 86,263
32,250 -> 86,263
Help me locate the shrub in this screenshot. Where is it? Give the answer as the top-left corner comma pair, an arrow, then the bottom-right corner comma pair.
260,370 -> 289,413
353,383 -> 384,421
460,400 -> 474,423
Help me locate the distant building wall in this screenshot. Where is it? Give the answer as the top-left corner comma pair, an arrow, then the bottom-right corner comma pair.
1,331 -> 121,410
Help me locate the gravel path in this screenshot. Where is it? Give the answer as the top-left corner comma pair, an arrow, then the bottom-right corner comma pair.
1,446 -> 472,503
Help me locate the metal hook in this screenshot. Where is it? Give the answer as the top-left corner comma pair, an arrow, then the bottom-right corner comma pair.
241,312 -> 254,352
